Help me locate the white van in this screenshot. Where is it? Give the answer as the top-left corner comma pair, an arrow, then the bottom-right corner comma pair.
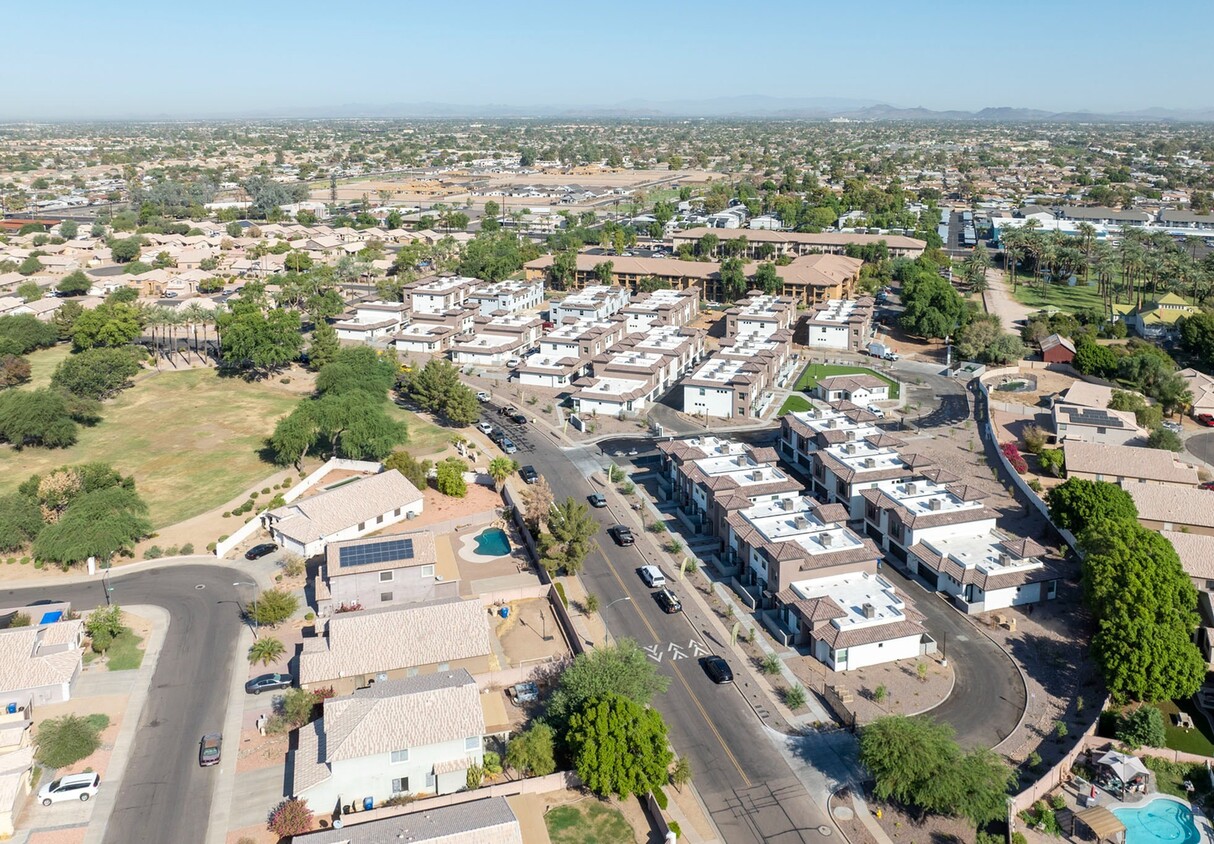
639,565 -> 666,588
39,772 -> 100,806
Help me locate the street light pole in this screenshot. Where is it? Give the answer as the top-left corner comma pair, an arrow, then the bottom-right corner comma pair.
234,582 -> 258,638
604,596 -> 632,613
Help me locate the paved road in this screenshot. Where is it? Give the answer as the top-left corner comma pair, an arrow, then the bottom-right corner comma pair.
516,433 -> 835,844
3,566 -> 242,844
1185,430 -> 1214,468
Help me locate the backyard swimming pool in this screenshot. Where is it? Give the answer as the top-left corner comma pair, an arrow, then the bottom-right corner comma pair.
1115,797 -> 1201,844
474,527 -> 511,557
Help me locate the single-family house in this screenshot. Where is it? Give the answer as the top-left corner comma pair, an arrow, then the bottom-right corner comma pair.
0,619 -> 84,707
1128,485 -> 1214,537
814,374 -> 890,406
1063,441 -> 1199,488
314,532 -> 459,616
290,796 -> 523,844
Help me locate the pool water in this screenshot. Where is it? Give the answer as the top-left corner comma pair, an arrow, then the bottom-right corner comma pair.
474,528 -> 511,557
1115,798 -> 1201,844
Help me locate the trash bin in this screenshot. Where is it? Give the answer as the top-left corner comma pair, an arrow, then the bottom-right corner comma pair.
363,796 -> 374,812
499,606 -> 510,619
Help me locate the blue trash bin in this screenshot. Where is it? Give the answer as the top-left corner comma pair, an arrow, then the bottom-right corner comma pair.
363,796 -> 374,812
499,606 -> 510,619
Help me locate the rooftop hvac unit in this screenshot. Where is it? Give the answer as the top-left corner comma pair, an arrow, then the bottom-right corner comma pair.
999,552 -> 1012,565
821,533 -> 834,547
929,498 -> 943,511
861,602 -> 875,619
793,515 -> 810,529
780,498 -> 794,511
905,482 -> 918,495
863,458 -> 876,468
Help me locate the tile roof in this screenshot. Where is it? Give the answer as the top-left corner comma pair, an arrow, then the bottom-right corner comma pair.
292,796 -> 522,844
299,599 -> 492,686
1163,531 -> 1214,581
1054,403 -> 1138,431
1128,484 -> 1214,530
324,530 -> 437,576
267,471 -> 423,546
1061,381 -> 1115,410
1063,441 -> 1199,485
0,621 -> 82,697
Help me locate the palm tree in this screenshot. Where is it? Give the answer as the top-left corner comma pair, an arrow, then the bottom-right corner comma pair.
183,303 -> 210,363
1077,222 -> 1097,286
487,457 -> 519,492
963,243 -> 991,293
248,637 -> 285,666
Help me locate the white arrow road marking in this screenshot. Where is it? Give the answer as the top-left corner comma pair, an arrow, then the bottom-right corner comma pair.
667,642 -> 688,660
643,644 -> 663,663
689,640 -> 709,657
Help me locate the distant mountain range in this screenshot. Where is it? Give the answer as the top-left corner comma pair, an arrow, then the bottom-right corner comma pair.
20,96 -> 1214,123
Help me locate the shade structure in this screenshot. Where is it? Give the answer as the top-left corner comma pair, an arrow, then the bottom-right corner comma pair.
1096,750 -> 1150,782
1076,806 -> 1126,844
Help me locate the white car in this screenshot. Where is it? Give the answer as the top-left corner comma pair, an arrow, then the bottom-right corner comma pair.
506,357 -> 521,368
639,565 -> 666,588
475,391 -> 491,402
39,772 -> 99,806
476,421 -> 493,435
867,406 -> 886,418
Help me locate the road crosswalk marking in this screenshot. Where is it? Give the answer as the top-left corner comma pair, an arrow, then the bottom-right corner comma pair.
643,639 -> 709,663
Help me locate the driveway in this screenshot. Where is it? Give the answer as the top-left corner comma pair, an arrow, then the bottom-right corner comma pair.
982,267 -> 1034,328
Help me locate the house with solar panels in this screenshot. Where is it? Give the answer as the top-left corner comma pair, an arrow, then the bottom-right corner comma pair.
261,471 -> 424,557
315,531 -> 459,616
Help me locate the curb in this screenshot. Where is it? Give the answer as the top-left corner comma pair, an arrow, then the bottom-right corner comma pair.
207,622 -> 259,844
1,555 -> 243,590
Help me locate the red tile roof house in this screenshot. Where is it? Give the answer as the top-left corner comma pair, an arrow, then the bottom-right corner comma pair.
261,471 -> 424,558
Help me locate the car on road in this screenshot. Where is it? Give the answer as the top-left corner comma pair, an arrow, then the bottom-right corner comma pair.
244,543 -> 276,561
867,406 -> 885,418
610,525 -> 635,546
506,357 -> 521,367
476,421 -> 494,435
1162,420 -> 1183,434
38,772 -> 99,806
701,655 -> 734,684
519,465 -> 539,484
245,673 -> 292,695
500,437 -> 518,455
1197,413 -> 1214,427
588,492 -> 607,508
509,411 -> 528,424
655,588 -> 682,614
199,733 -> 222,767
499,405 -> 516,416
1200,481 -> 1214,491
475,391 -> 491,402
638,565 -> 666,588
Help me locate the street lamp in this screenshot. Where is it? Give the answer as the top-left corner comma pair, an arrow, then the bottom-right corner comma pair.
233,582 -> 258,638
604,596 -> 632,613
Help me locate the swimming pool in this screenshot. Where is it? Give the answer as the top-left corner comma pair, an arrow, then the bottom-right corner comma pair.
1115,797 -> 1201,844
473,528 -> 511,557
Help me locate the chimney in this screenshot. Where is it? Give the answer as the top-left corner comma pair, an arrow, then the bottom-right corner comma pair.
821,533 -> 834,547
862,602 -> 875,619
929,498 -> 943,511
906,482 -> 918,495
864,457 -> 876,468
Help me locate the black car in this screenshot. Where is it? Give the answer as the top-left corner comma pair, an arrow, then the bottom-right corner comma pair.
588,493 -> 607,508
488,428 -> 505,445
610,525 -> 634,546
519,466 -> 539,484
245,673 -> 292,695
701,655 -> 734,684
244,543 -> 277,561
655,588 -> 682,614
510,411 -> 527,424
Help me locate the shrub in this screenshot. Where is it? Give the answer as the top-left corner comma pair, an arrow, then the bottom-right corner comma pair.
142,545 -> 163,560
669,821 -> 682,837
783,684 -> 807,710
1116,706 -> 1166,749
1022,424 -> 1048,455
304,611 -> 315,622
759,654 -> 781,675
653,785 -> 669,810
222,511 -> 231,518
35,714 -> 105,768
206,542 -> 217,553
267,798 -> 314,838
261,487 -> 271,495
554,582 -> 568,607
1013,834 -> 1028,844
180,543 -> 194,555
874,685 -> 888,703
1028,751 -> 1043,769
648,520 -> 668,534
1038,448 -> 1065,478
250,589 -> 299,626
280,554 -> 306,578
1000,442 -> 1028,473
280,687 -> 323,726
1051,793 -> 1067,810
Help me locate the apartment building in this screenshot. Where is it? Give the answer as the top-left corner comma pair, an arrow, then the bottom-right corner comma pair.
619,288 -> 701,332
393,322 -> 460,356
659,436 -> 802,537
549,285 -> 631,323
811,435 -> 937,519
682,329 -> 792,419
779,401 -> 884,471
517,319 -> 629,388
859,476 -> 995,567
332,301 -> 408,342
907,533 -> 1057,614
403,275 -> 476,315
771,255 -> 865,306
607,324 -> 706,384
724,293 -> 798,339
803,297 -> 874,351
466,278 -> 543,316
671,228 -> 927,259
449,314 -> 541,367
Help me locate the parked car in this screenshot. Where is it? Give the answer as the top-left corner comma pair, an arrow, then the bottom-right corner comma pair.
519,465 -> 539,484
475,391 -> 491,402
1200,481 -> 1214,491
510,411 -> 528,424
499,405 -> 516,416
588,492 -> 607,508
638,565 -> 666,588
1197,414 -> 1214,427
1162,420 -> 1183,434
38,773 -> 99,806
506,357 -> 521,367
500,437 -> 518,455
476,421 -> 494,435
245,673 -> 292,695
867,406 -> 885,419
655,588 -> 682,614
610,525 -> 635,546
199,733 -> 222,767
701,655 -> 734,685
244,543 -> 276,561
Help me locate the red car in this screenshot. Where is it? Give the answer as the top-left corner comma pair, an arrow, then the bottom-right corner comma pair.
1200,482 -> 1214,492
1197,414 -> 1214,428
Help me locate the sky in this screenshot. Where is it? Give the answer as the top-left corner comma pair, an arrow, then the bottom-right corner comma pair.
4,0 -> 1211,119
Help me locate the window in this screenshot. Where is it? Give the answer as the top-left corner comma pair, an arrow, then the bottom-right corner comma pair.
380,592 -> 393,603
377,514 -> 384,524
465,736 -> 480,752
1096,427 -> 1107,435
438,662 -> 450,671
391,749 -> 410,764
407,667 -> 419,677
425,772 -> 436,790
358,521 -> 366,531
394,508 -> 401,517
421,565 -> 435,577
379,571 -> 394,583
391,776 -> 409,793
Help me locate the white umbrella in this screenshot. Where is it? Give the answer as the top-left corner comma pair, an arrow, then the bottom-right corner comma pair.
1097,751 -> 1150,782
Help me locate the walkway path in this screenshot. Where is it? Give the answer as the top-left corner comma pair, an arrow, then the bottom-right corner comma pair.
982,267 -> 1035,328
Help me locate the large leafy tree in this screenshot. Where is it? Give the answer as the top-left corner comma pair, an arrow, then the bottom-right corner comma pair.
0,389 -> 95,449
457,230 -> 540,281
546,640 -> 670,728
306,322 -> 339,371
217,283 -> 303,376
0,355 -> 31,389
56,270 -> 92,296
0,314 -> 58,356
34,485 -> 151,566
859,716 -> 1013,826
719,256 -> 747,301
1046,478 -> 1137,535
70,302 -> 143,351
899,275 -> 968,339
1082,518 -> 1204,702
753,261 -> 781,295
398,358 -> 480,426
566,693 -> 673,799
52,347 -> 142,400
505,723 -> 557,777
538,497 -> 599,575
1178,311 -> 1214,371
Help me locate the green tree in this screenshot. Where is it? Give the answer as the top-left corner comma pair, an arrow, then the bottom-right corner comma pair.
0,314 -> 58,357
16,281 -> 41,302
0,355 -> 32,389
280,688 -> 323,726
0,493 -> 42,552
398,358 -> 480,425
567,693 -> 673,799
1178,311 -> 1214,371
546,640 -> 670,728
593,260 -> 614,284
954,315 -> 1001,363
1047,478 -> 1137,535
85,604 -> 124,641
59,220 -> 78,239
17,256 -> 43,276
56,270 -> 91,297
505,723 -> 557,777
899,276 -> 968,340
217,289 -> 303,376
487,457 -> 519,491
70,302 -> 142,351
52,347 -> 142,400
248,637 -> 286,666
306,321 -> 339,371
1146,428 -> 1184,452
1116,706 -> 1167,749
110,237 -> 142,264
383,450 -> 432,490
753,262 -> 781,295
539,497 -> 599,575
33,485 -> 150,566
457,230 -> 538,281
719,256 -> 747,301
0,389 -> 87,449
35,714 -> 106,768
986,333 -> 1027,365
435,457 -> 468,497
284,250 -> 313,272
250,589 -> 299,627
549,249 -> 578,289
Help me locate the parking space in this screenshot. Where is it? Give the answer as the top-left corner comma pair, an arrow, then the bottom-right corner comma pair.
479,401 -> 539,455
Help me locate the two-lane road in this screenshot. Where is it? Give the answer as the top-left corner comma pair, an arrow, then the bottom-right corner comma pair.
4,565 -> 243,844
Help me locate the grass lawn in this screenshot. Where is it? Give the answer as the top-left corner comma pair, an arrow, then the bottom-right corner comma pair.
794,363 -> 900,400
24,344 -> 72,388
1010,279 -> 1107,313
106,627 -> 144,671
0,367 -> 301,529
545,802 -> 636,844
388,404 -> 450,456
1152,700 -> 1214,756
777,395 -> 813,416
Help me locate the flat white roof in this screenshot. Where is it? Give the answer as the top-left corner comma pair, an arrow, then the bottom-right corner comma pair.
578,377 -> 649,398
454,333 -> 518,351
920,531 -> 1043,577
688,357 -> 749,384
825,441 -> 907,473
740,496 -> 865,555
789,407 -> 882,439
604,350 -> 665,369
544,319 -> 619,341
876,478 -> 986,519
413,276 -> 477,293
810,299 -> 867,324
789,571 -> 909,631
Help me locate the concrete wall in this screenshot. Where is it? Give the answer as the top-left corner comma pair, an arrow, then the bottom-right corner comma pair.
329,568 -> 458,612
304,654 -> 493,696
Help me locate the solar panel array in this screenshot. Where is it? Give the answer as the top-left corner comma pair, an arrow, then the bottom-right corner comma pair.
337,537 -> 415,568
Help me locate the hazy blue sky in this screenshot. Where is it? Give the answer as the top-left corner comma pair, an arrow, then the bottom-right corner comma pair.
5,0 -> 1209,119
